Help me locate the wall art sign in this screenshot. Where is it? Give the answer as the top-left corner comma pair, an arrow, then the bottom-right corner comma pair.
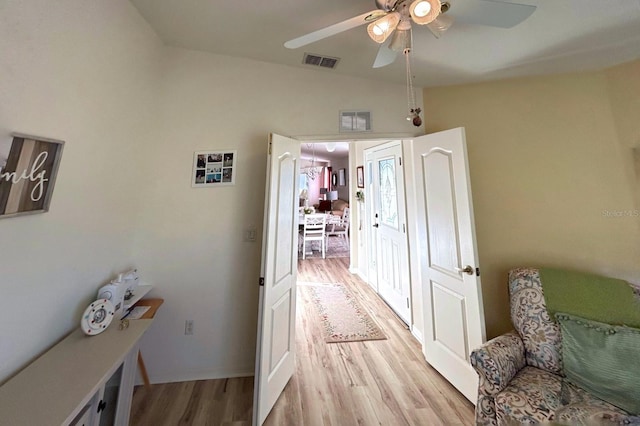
192,150 -> 236,187
0,133 -> 64,219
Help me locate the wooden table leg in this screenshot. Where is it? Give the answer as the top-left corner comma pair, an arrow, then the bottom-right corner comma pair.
137,350 -> 152,391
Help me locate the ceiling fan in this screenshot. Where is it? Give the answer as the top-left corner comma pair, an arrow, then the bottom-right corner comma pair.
284,0 -> 537,68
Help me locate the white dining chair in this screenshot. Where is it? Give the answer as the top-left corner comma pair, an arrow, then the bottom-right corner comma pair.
326,207 -> 350,246
302,213 -> 327,259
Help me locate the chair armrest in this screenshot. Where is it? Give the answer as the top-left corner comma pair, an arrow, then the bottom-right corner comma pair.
470,331 -> 526,396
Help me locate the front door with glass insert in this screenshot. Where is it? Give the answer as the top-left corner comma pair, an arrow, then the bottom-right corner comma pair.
369,141 -> 411,324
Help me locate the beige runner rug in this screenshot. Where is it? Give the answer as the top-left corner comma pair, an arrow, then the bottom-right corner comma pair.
299,282 -> 387,343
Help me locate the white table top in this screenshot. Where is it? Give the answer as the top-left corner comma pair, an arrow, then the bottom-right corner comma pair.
0,319 -> 153,425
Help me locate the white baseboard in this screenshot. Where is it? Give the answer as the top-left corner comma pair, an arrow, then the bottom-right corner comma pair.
411,327 -> 424,344
137,367 -> 254,386
348,266 -> 358,275
355,270 -> 369,283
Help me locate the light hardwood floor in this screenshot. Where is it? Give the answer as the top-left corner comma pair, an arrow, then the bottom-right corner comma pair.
130,257 -> 475,425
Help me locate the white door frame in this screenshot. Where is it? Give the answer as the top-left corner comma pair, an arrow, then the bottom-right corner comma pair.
363,151 -> 378,290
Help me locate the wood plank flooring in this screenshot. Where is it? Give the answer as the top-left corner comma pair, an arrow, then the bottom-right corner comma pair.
130,258 -> 475,425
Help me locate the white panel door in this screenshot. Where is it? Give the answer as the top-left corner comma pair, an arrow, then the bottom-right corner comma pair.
412,128 -> 486,403
370,142 -> 411,324
253,133 -> 300,425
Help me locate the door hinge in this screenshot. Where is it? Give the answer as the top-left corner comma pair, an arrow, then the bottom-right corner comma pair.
406,298 -> 410,308
97,400 -> 106,413
399,157 -> 402,166
403,223 -> 406,233
476,267 -> 480,277
259,277 -> 264,287
268,141 -> 272,155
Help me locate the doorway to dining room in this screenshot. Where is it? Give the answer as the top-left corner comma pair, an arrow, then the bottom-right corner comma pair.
298,141 -> 352,263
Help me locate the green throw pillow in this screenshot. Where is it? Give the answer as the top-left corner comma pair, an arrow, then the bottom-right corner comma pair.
556,313 -> 640,415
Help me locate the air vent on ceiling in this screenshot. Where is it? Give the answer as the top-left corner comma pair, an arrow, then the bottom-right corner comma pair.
303,53 -> 340,69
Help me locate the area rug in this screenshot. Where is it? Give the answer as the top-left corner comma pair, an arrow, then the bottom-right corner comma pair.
298,235 -> 350,259
301,282 -> 387,343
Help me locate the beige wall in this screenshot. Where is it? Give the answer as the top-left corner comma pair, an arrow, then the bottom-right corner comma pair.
0,0 -> 162,383
604,59 -> 640,210
605,60 -> 640,150
423,64 -> 640,338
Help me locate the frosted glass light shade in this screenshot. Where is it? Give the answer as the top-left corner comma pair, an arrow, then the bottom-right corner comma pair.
367,12 -> 401,43
389,28 -> 411,52
426,14 -> 453,38
409,0 -> 441,25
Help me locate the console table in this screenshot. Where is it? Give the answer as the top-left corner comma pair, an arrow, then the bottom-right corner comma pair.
0,319 -> 153,425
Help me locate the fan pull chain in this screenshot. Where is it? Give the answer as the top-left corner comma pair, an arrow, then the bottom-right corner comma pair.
404,31 -> 422,127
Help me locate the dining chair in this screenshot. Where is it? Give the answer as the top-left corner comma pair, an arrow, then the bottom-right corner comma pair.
302,213 -> 327,259
326,207 -> 350,245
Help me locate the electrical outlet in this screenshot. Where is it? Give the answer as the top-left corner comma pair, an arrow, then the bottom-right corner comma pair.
185,320 -> 194,335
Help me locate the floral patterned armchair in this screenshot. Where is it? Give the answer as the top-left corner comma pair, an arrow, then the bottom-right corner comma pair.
470,268 -> 636,425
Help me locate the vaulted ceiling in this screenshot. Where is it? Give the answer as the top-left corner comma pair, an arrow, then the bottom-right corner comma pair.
130,0 -> 640,87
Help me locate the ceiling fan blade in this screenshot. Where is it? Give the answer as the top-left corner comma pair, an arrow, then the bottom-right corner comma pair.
284,10 -> 385,49
372,38 -> 398,68
451,0 -> 536,29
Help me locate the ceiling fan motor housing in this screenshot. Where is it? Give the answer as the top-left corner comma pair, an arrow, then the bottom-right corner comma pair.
375,0 -> 399,12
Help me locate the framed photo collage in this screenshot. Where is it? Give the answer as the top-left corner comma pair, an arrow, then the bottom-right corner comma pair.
192,150 -> 236,187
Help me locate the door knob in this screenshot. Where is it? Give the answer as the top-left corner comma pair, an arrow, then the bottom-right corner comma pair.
373,223 -> 379,228
455,265 -> 474,275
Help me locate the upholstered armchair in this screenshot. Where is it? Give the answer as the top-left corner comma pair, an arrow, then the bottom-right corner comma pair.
470,268 -> 636,425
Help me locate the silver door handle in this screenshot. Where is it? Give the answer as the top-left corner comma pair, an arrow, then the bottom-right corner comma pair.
455,265 -> 474,275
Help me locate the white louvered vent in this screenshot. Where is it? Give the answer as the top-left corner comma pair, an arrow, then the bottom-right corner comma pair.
340,111 -> 372,133
303,53 -> 340,69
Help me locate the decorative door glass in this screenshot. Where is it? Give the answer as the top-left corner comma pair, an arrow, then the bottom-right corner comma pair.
378,158 -> 398,229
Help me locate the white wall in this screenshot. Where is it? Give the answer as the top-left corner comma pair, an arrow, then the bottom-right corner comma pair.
0,1 -> 424,385
132,47 -> 424,382
0,0 -> 162,383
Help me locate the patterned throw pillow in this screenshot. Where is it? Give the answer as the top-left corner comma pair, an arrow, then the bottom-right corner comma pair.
556,313 -> 640,415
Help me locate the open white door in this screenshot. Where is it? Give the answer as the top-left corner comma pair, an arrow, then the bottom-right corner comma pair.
368,141 -> 411,324
412,128 -> 486,403
253,133 -> 300,425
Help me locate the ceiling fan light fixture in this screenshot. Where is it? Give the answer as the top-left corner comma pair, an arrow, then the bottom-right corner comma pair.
367,12 -> 400,43
325,142 -> 336,152
410,0 -> 441,25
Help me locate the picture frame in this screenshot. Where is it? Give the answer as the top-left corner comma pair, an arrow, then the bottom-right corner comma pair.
356,166 -> 364,188
0,133 -> 65,219
338,168 -> 346,187
192,150 -> 236,187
